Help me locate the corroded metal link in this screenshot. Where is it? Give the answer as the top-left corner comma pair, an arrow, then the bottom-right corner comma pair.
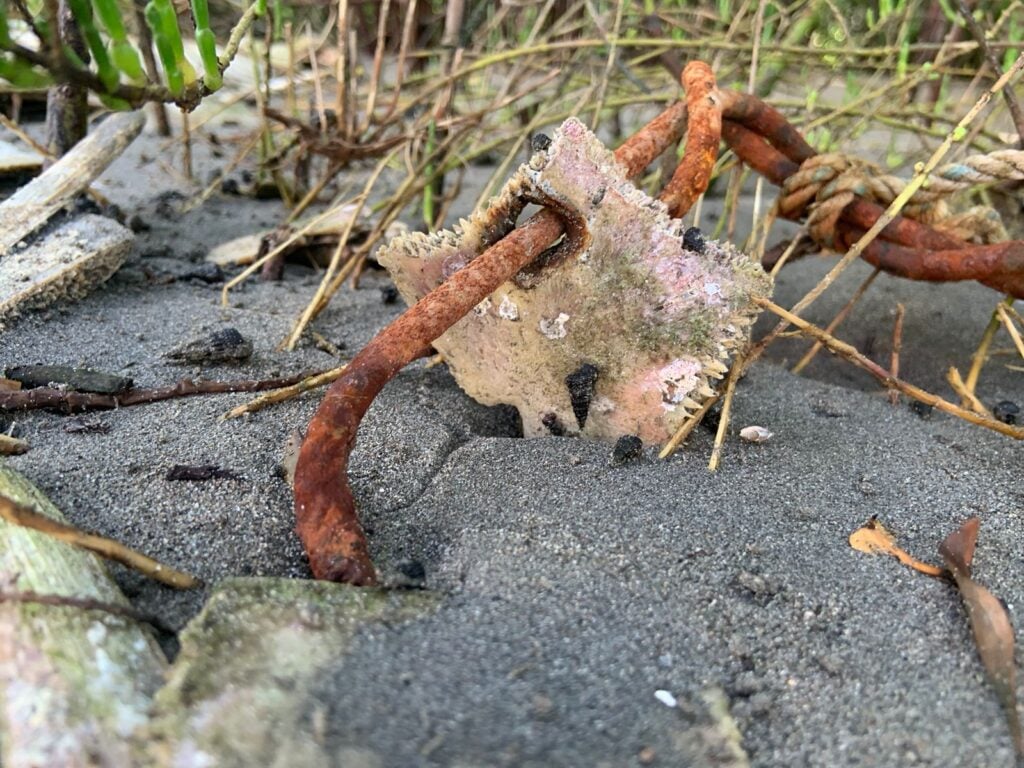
659,61 -> 722,218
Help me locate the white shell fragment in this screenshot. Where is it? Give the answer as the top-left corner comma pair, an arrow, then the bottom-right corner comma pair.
654,689 -> 679,708
539,312 -> 570,339
498,295 -> 520,321
378,118 -> 772,444
739,425 -> 773,443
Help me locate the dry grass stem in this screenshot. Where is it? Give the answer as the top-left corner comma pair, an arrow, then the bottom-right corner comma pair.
888,303 -> 904,406
223,365 -> 348,419
659,396 -> 719,459
947,367 -> 991,416
996,303 -> 1024,360
756,297 -> 1024,440
963,298 -> 1013,402
792,268 -> 881,374
0,494 -> 200,589
708,354 -> 744,472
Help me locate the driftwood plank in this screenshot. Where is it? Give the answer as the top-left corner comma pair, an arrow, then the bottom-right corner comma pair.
0,139 -> 43,176
0,461 -> 166,767
0,110 -> 144,257
0,213 -> 132,328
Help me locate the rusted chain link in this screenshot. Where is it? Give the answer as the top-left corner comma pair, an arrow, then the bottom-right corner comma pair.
717,89 -> 1024,298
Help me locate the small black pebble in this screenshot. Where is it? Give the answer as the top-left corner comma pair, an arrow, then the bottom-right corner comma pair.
591,186 -> 606,206
396,559 -> 426,583
178,263 -> 225,283
220,177 -> 241,196
683,226 -> 706,254
380,284 -> 400,304
104,203 -> 125,223
909,400 -> 933,419
141,244 -> 175,260
701,404 -> 722,434
154,190 -> 185,219
531,133 -> 552,152
128,214 -> 150,232
565,363 -> 600,428
611,434 -> 644,466
993,400 -> 1020,425
541,412 -> 565,436
72,195 -> 103,216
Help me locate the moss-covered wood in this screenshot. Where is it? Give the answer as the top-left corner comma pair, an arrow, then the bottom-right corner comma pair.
145,578 -> 439,767
0,461 -> 166,767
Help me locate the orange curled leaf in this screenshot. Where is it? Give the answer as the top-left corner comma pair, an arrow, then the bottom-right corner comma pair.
939,517 -> 1022,757
848,518 -> 945,577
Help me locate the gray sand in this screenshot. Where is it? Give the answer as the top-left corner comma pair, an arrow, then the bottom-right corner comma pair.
1,123 -> 1023,766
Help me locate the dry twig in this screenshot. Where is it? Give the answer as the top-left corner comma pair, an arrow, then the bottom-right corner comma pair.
0,494 -> 200,589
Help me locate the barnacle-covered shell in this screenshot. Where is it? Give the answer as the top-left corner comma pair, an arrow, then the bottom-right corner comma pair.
378,118 -> 772,444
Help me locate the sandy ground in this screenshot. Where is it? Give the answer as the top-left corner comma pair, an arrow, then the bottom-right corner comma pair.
1,116 -> 1023,766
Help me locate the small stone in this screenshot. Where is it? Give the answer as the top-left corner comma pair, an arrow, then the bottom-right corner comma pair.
530,133 -> 552,152
177,262 -> 225,283
220,177 -> 242,196
993,400 -> 1019,425
653,689 -> 677,708
638,746 -> 657,764
5,365 -> 132,394
541,412 -> 565,436
610,434 -> 643,465
683,226 -> 706,254
739,425 -> 772,443
128,214 -> 150,232
909,400 -> 933,419
395,559 -> 427,587
531,694 -> 555,721
657,653 -> 673,669
380,284 -> 400,304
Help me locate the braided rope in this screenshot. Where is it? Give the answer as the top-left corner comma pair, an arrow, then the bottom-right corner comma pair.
779,149 -> 1024,247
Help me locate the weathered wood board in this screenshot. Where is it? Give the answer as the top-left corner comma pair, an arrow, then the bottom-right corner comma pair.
0,110 -> 143,257
0,213 -> 133,328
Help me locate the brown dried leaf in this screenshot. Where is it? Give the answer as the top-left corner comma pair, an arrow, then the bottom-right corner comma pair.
937,515 -> 979,574
938,517 -> 1022,757
848,518 -> 945,577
